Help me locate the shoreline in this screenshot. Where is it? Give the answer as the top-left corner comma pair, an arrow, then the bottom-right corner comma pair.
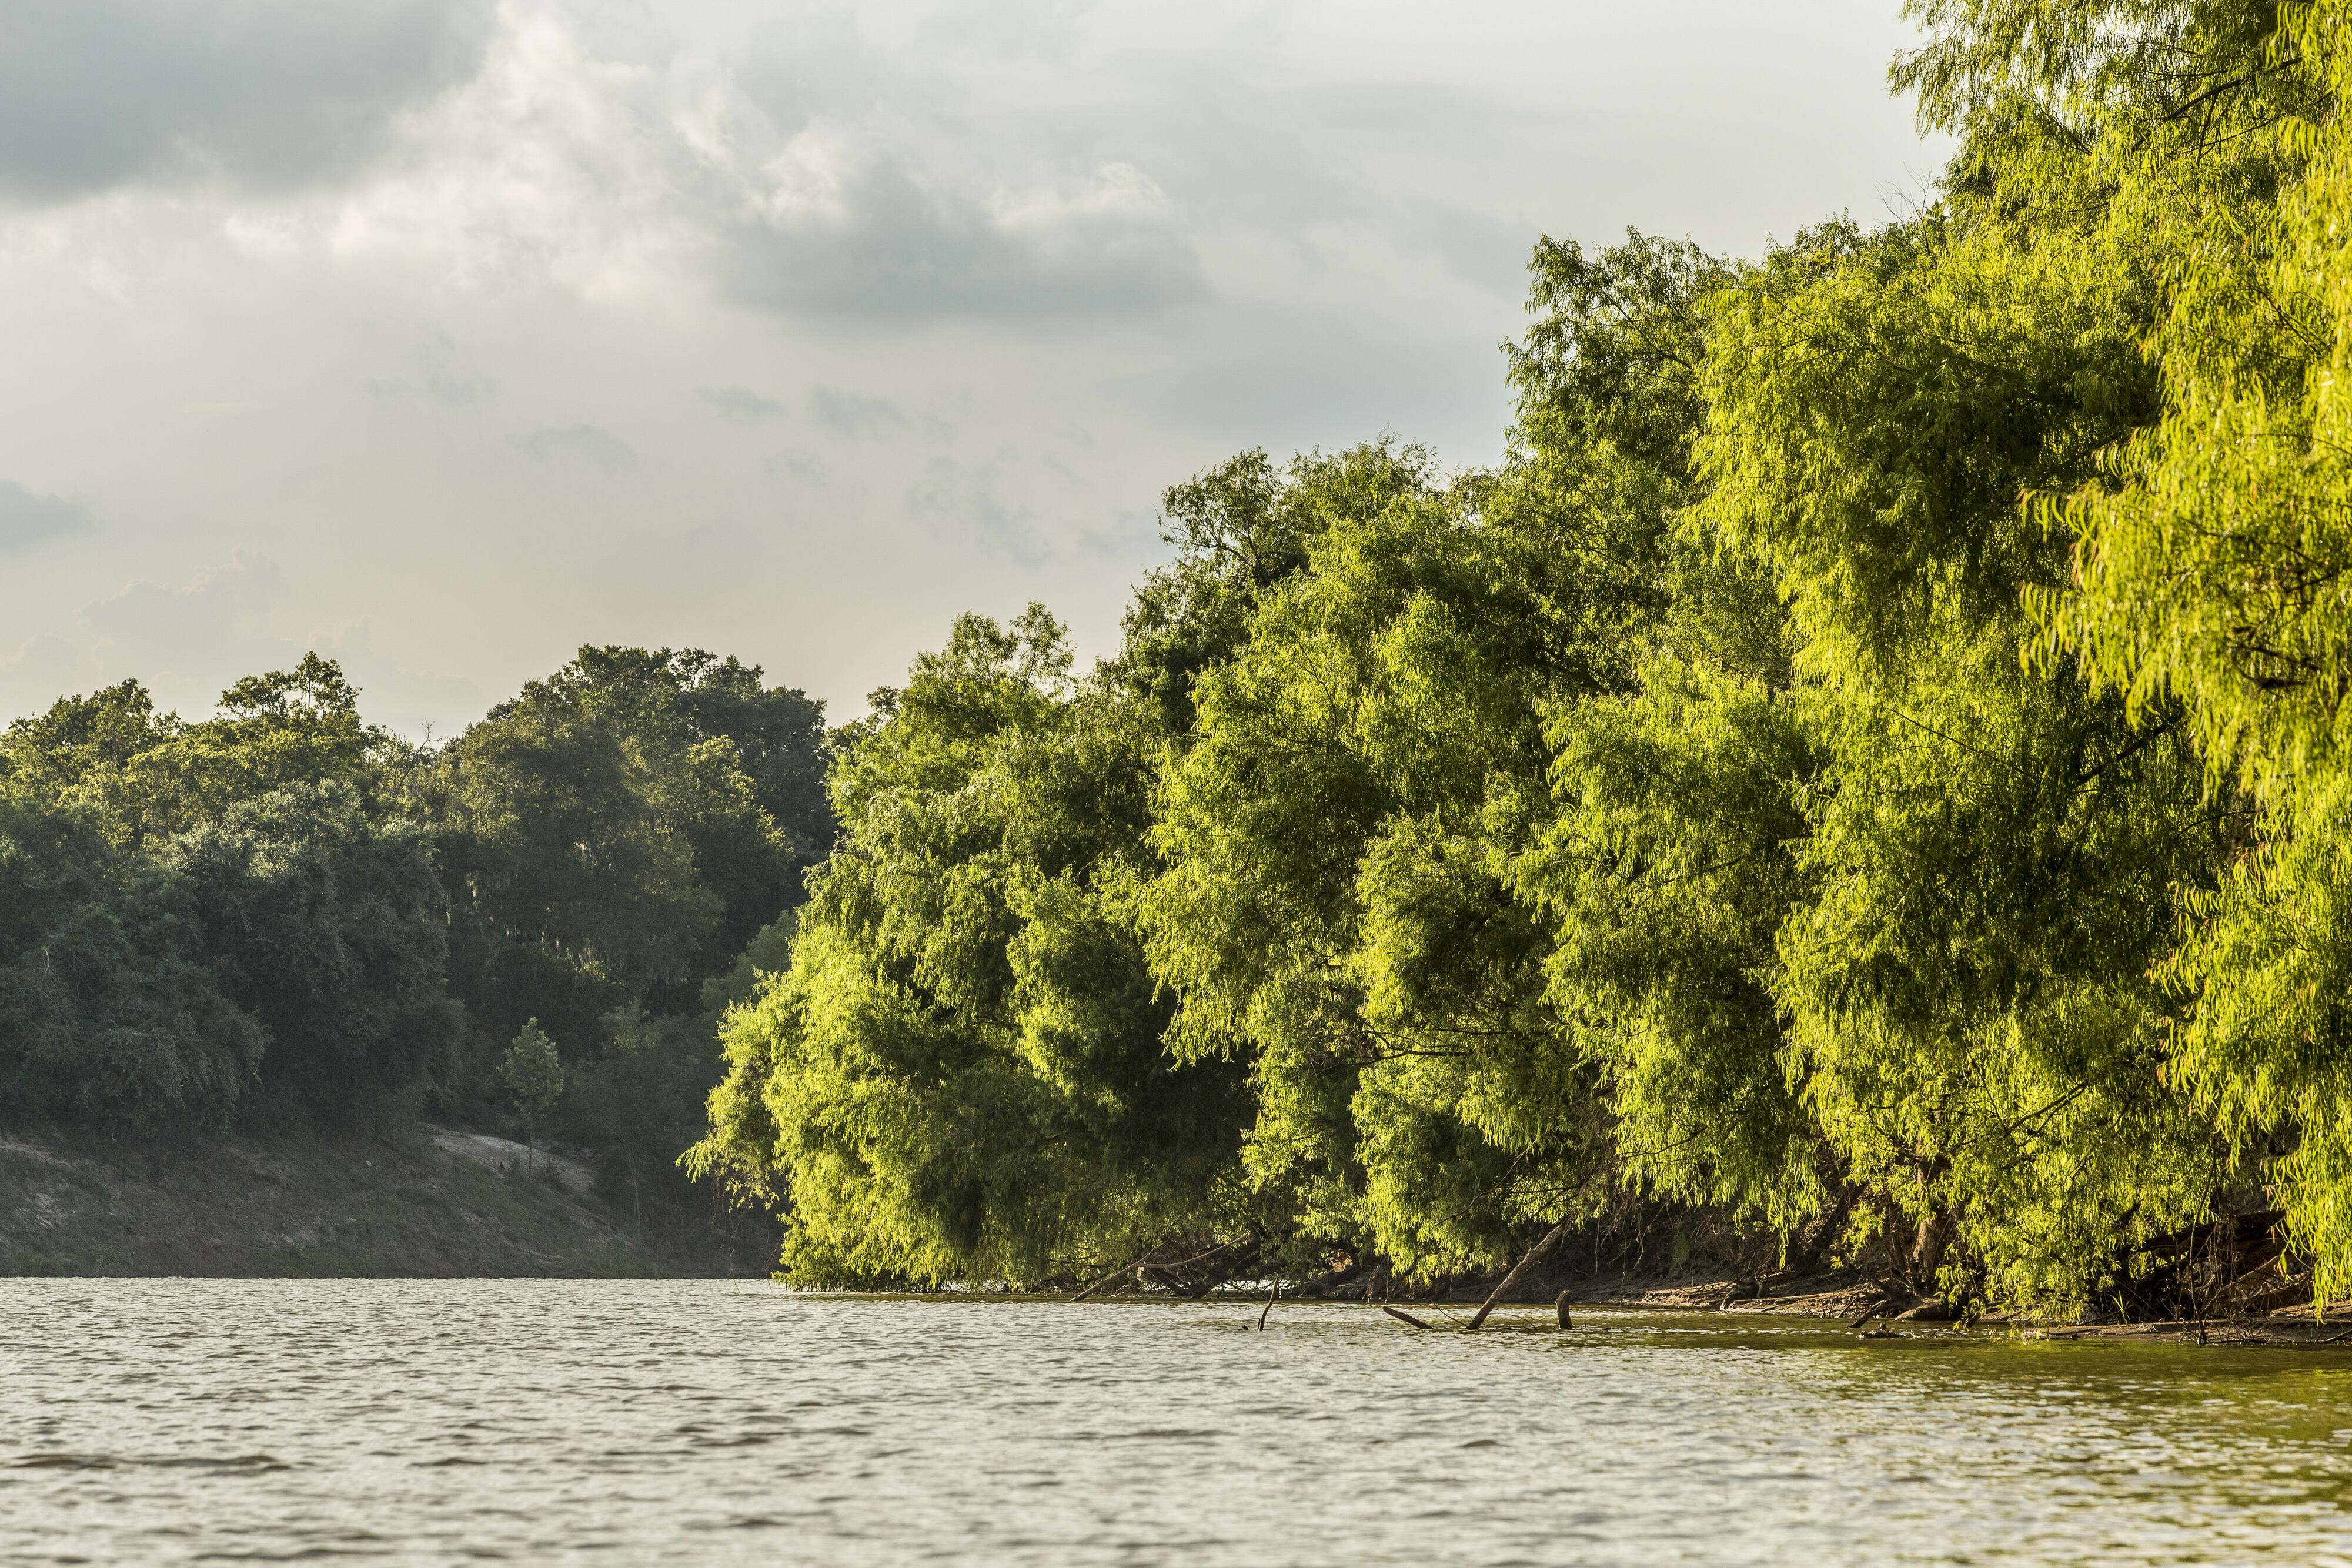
827,1273 -> 2352,1346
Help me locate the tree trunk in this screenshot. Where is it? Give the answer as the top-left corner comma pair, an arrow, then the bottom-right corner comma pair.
1910,1210 -> 1953,1292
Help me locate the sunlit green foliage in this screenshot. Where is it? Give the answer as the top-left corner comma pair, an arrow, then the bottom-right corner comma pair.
693,607 -> 1254,1285
693,0 -> 2352,1314
2016,0 -> 2352,1294
1,655 -> 380,849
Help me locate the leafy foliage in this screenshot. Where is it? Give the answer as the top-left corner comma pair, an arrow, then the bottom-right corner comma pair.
1,646 -> 827,1209
691,607 -> 1256,1285
499,1020 -> 566,1139
693,0 -> 2352,1315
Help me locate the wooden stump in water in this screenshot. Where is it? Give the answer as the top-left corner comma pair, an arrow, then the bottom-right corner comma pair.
1555,1292 -> 1573,1331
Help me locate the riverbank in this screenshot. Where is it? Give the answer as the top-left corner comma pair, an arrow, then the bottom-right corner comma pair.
1052,1263 -> 2352,1345
0,1122 -> 776,1277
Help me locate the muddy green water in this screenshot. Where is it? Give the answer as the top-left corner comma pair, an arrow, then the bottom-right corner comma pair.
2,1280 -> 2350,1564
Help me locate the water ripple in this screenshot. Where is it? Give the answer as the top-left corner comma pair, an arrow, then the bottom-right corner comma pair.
3,1281 -> 2351,1565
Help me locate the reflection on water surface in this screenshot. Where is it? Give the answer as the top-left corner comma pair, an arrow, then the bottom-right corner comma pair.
3,1279 -> 2350,1564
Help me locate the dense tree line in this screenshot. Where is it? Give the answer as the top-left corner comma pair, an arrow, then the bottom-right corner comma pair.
0,646 -> 830,1213
693,0 -> 2352,1318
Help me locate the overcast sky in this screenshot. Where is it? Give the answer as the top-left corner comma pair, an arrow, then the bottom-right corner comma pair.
0,0 -> 1942,733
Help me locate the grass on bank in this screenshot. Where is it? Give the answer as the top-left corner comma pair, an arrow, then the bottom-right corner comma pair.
0,1121 -> 776,1278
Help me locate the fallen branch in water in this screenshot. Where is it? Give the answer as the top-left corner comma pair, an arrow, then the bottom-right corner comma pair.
1285,1261 -> 1367,1299
1257,1280 -> 1279,1330
1848,1291 -> 1893,1329
1070,1253 -> 1149,1303
1382,1304 -> 1436,1330
1468,1219 -> 1571,1330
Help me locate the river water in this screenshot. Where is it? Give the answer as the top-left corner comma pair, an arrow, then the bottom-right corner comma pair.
4,1280 -> 2351,1565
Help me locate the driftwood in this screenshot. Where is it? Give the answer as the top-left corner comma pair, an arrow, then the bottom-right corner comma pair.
1257,1281 -> 1279,1331
1382,1304 -> 1436,1330
1284,1262 -> 1367,1299
1071,1236 -> 1259,1301
1138,1237 -> 1260,1298
2102,1209 -> 2288,1322
1555,1291 -> 1573,1330
1468,1219 -> 1571,1330
1070,1253 -> 1148,1303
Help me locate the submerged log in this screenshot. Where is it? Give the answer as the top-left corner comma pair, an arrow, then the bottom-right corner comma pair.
1382,1304 -> 1436,1330
1468,1219 -> 1571,1330
1555,1291 -> 1573,1330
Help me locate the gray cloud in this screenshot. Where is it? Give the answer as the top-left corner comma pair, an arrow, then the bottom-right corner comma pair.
1077,506 -> 1161,563
1124,307 -> 1512,462
0,0 -> 1943,734
0,0 -> 496,203
810,386 -> 908,437
713,2 -> 1194,312
0,480 -> 90,552
369,336 -> 496,409
698,385 -> 786,420
722,157 -> 1208,322
907,459 -> 1050,566
766,453 -> 829,485
516,424 -> 636,473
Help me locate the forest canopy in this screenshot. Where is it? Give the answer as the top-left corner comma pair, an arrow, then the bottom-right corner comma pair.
0,646 -> 831,1219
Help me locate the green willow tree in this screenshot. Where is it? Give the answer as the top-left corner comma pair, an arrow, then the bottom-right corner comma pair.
1692,209 -> 2225,1310
692,605 -> 1257,1285
693,0 -> 2352,1316
2024,0 -> 2352,1294
1138,246 -> 1755,1279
